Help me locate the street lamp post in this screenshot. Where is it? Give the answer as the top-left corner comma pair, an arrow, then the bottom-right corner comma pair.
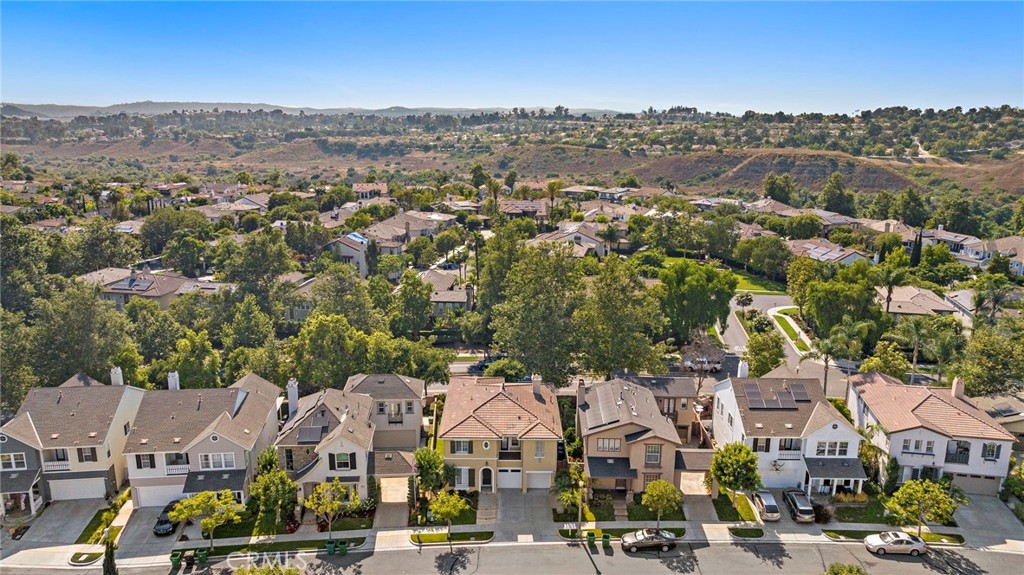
577,479 -> 585,540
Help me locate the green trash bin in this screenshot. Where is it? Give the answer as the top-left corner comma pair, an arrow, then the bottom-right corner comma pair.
326,540 -> 336,555
170,551 -> 182,569
587,531 -> 596,546
602,533 -> 611,549
338,540 -> 348,556
197,548 -> 208,564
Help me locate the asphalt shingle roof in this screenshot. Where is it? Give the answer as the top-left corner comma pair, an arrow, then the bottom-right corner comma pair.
370,450 -> 416,476
578,379 -> 680,445
728,377 -> 852,437
803,458 -> 867,479
344,374 -> 424,401
183,469 -> 248,493
0,469 -> 41,494
277,388 -> 375,451
586,457 -> 636,479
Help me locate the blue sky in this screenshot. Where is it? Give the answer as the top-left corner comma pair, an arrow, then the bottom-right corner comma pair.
2,1 -> 1022,113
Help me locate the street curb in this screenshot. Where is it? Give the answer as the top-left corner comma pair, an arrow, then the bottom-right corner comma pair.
410,533 -> 494,547
822,532 -> 965,547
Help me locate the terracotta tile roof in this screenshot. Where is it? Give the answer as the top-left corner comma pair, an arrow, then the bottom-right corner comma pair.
439,377 -> 562,440
850,372 -> 1014,441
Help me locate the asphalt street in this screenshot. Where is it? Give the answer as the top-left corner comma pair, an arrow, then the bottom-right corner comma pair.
7,541 -> 1017,575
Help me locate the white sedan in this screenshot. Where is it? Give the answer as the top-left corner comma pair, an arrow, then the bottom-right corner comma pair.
864,532 -> 929,556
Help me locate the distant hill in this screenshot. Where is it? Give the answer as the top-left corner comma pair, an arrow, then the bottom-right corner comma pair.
1,103 -> 47,118
3,101 -> 622,118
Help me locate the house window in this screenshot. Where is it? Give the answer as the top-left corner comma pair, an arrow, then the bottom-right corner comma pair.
643,473 -> 660,489
838,442 -> 849,456
377,402 -> 386,415
135,454 -> 155,469
662,398 -> 675,414
645,445 -> 662,465
727,414 -> 733,427
452,440 -> 471,454
597,438 -> 620,452
816,442 -> 827,456
455,467 -> 471,488
752,438 -> 771,453
54,448 -> 68,461
778,438 -> 800,451
77,447 -> 98,462
334,453 -> 351,470
925,441 -> 934,454
284,449 -> 294,471
0,453 -> 26,470
405,401 -> 415,414
124,422 -> 130,436
982,443 -> 1001,460
535,442 -> 545,459
914,440 -> 923,452
902,438 -> 912,452
817,442 -> 843,456
200,453 -> 236,470
679,398 -> 688,409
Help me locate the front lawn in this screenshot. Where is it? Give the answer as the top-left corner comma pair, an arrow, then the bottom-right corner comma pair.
628,494 -> 686,521
411,531 -> 493,544
331,515 -> 375,531
712,492 -> 756,522
69,552 -> 102,565
208,511 -> 289,539
729,527 -> 764,538
731,269 -> 786,294
824,529 -> 963,544
774,313 -> 810,352
75,510 -> 109,544
834,498 -> 887,523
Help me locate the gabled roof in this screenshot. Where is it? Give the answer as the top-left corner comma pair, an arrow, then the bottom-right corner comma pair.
876,285 -> 955,316
611,370 -> 698,399
578,379 -> 681,445
344,374 -> 424,401
77,267 -> 131,287
6,375 -> 141,449
850,372 -> 1015,441
970,392 -> 1024,425
439,377 -> 562,440
726,377 -> 844,437
125,373 -> 280,454
277,388 -> 376,451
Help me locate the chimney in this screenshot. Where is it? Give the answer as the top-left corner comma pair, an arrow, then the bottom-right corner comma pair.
129,268 -> 138,283
951,377 -> 965,400
168,371 -> 180,391
884,222 -> 891,233
576,378 -> 586,408
737,360 -> 749,378
531,373 -> 542,397
937,224 -> 944,232
287,378 -> 300,419
404,221 -> 411,241
465,283 -> 475,310
110,366 -> 124,386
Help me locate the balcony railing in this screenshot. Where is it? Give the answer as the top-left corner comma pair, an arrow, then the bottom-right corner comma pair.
388,415 -> 404,424
945,452 -> 970,465
498,450 -> 522,461
166,464 -> 190,475
777,451 -> 802,460
42,461 -> 70,472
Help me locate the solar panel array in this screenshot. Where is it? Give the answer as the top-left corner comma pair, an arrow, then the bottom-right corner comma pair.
992,402 -> 1018,417
745,383 -> 799,410
297,426 -> 325,444
744,383 -> 764,408
790,383 -> 811,402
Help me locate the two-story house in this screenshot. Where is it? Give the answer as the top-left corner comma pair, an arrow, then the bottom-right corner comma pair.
343,374 -> 424,449
0,372 -> 144,516
438,376 -> 562,493
577,379 -> 683,494
848,372 -> 1015,495
611,371 -> 699,444
275,387 -> 375,501
714,377 -> 867,497
326,233 -> 371,278
123,373 -> 281,507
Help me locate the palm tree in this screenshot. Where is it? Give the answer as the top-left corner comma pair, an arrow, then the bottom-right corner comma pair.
973,274 -> 1012,326
888,316 -> 934,384
485,178 -> 503,216
801,316 -> 872,393
929,329 -> 965,385
873,264 -> 909,314
857,424 -> 888,481
545,180 -> 565,227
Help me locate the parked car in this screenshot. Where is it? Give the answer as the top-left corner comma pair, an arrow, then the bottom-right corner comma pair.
752,490 -> 781,522
683,358 -> 722,373
621,529 -> 678,553
864,532 -> 929,556
153,500 -> 182,536
438,262 -> 459,270
782,489 -> 815,523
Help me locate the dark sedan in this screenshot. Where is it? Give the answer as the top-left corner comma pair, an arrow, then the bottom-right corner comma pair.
153,501 -> 181,536
621,529 -> 678,553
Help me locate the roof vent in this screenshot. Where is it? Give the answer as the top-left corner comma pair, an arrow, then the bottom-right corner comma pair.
140,438 -> 148,444
196,474 -> 205,480
244,428 -> 250,434
384,453 -> 393,461
222,473 -> 230,479
88,432 -> 97,438
50,433 -> 60,439
348,427 -> 354,433
754,423 -> 763,429
784,424 -> 793,429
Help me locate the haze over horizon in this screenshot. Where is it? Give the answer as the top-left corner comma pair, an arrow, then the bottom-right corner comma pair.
2,1 -> 1022,114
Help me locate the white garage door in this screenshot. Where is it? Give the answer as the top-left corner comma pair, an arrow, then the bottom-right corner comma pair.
49,478 -> 106,500
951,473 -> 1001,495
497,469 -> 522,489
135,484 -> 185,508
526,471 -> 551,490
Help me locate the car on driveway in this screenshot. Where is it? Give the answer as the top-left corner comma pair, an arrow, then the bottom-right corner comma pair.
683,358 -> 721,373
864,531 -> 929,556
153,501 -> 181,536
782,489 -> 815,523
621,529 -> 678,553
752,490 -> 780,522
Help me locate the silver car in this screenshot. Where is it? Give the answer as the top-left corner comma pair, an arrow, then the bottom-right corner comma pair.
752,490 -> 781,522
864,532 -> 929,556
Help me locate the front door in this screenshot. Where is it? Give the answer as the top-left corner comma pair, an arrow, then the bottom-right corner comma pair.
615,478 -> 627,490
481,468 -> 493,490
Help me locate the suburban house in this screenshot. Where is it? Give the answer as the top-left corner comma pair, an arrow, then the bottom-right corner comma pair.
77,267 -> 191,311
123,373 -> 281,507
577,378 -> 683,494
597,187 -> 630,202
713,375 -> 867,496
275,384 -> 375,501
318,207 -> 357,230
875,285 -> 956,318
326,232 -> 372,278
610,370 -> 700,444
920,226 -> 980,254
560,185 -> 603,200
430,283 -> 474,318
787,238 -> 869,266
353,182 -> 388,200
944,288 -> 1023,328
438,376 -> 562,492
970,392 -> 1024,450
189,202 -> 260,223
579,200 -> 655,224
362,211 -> 454,248
343,374 -> 425,449
498,200 -> 549,223
283,276 -> 323,322
527,222 -> 607,257
848,372 -> 1014,495
0,372 -> 145,517
962,235 -> 1024,277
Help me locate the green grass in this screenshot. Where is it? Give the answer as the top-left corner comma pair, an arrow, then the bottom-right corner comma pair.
69,552 -> 103,565
411,531 -> 493,544
450,506 -> 477,525
835,499 -> 887,523
778,307 -> 798,317
204,538 -> 365,556
823,529 -> 963,544
774,313 -> 810,352
707,324 -> 724,345
107,525 -> 123,543
627,502 -> 686,522
731,269 -> 786,294
558,528 -> 686,539
712,492 -> 756,522
455,355 -> 481,361
729,528 -> 765,538
75,510 -> 109,544
331,516 -> 374,531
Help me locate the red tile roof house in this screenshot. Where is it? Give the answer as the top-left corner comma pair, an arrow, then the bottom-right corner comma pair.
848,373 -> 1015,495
353,182 -> 389,200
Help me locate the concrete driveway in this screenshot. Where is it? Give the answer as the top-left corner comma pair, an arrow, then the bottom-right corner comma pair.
495,490 -> 554,542
114,507 -> 177,561
374,477 -> 410,529
0,498 -> 104,557
953,495 -> 1024,552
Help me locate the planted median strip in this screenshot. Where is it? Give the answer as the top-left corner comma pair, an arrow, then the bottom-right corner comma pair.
774,312 -> 810,352
411,531 -> 494,545
195,538 -> 366,557
824,530 -> 964,544
728,528 -> 764,539
69,552 -> 103,565
557,528 -> 686,539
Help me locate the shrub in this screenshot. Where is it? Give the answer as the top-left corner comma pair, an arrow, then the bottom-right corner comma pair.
1013,502 -> 1024,523
825,563 -> 868,575
749,314 -> 774,334
834,492 -> 869,504
812,502 -> 833,524
862,482 -> 881,496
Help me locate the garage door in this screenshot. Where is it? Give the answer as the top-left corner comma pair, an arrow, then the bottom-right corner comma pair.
526,471 -> 551,490
135,484 -> 185,508
951,473 -> 1001,495
49,478 -> 106,500
497,469 -> 522,489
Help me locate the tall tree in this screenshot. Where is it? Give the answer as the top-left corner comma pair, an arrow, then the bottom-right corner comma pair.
858,341 -> 911,379
545,180 -> 565,226
390,270 -> 433,339
62,219 -> 141,275
887,316 -> 934,384
884,480 -> 959,537
762,172 -> 796,205
250,468 -> 297,526
140,208 -> 210,255
732,235 -> 791,280
312,262 -> 384,333
891,188 -> 927,227
491,245 -> 584,385
658,260 -> 737,345
786,256 -> 820,319
304,478 -> 348,541
954,329 -> 1024,396
575,258 -> 667,377
160,329 -> 220,388
222,230 -> 293,303
163,235 -> 208,278
710,443 -> 763,505
102,539 -> 118,575
289,314 -> 361,390
742,331 -> 785,377
818,172 -> 856,216
872,262 -> 909,314
0,216 -> 51,313
973,273 -> 1012,326
222,294 -> 274,353
124,298 -> 183,362
429,490 -> 470,551
640,480 -> 683,528
167,490 -> 242,551
801,316 -> 871,392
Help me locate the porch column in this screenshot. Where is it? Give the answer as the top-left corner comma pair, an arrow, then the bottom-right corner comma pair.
28,489 -> 37,515
831,481 -> 837,496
